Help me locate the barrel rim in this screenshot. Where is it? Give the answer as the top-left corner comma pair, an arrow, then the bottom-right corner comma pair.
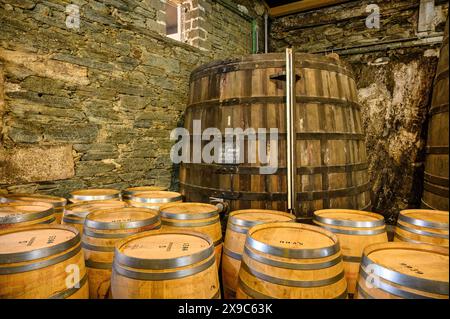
245,222 -> 341,259
0,224 -> 80,264
0,201 -> 55,224
313,209 -> 385,228
159,202 -> 219,220
314,221 -> 387,236
64,200 -> 128,219
122,186 -> 168,196
228,209 -> 296,228
361,242 -> 449,296
84,207 -> 160,230
69,188 -> 121,201
396,223 -> 449,239
399,209 -> 449,230
1,193 -> 67,207
114,230 -> 215,270
129,191 -> 183,204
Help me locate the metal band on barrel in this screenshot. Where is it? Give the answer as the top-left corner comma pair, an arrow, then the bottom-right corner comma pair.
393,233 -> 424,245
315,223 -> 387,236
162,218 -> 219,227
396,223 -> 449,239
313,213 -> 385,228
129,195 -> 182,204
81,242 -> 115,252
160,210 -> 218,220
0,205 -> 54,224
227,223 -> 249,234
49,273 -> 88,299
85,215 -> 160,230
70,193 -> 120,201
223,247 -> 242,261
244,246 -> 343,270
398,213 -> 449,230
85,259 -> 113,269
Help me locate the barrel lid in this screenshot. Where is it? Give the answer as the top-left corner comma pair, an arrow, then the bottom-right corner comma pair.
0,224 -> 79,263
129,191 -> 183,204
313,209 -> 385,228
362,242 -> 449,295
159,202 -> 218,220
1,193 -> 67,207
85,207 -> 160,230
246,222 -> 340,259
229,209 -> 295,228
64,200 -> 127,219
122,186 -> 168,196
69,189 -> 120,201
399,210 -> 449,230
114,230 -> 213,269
0,202 -> 55,224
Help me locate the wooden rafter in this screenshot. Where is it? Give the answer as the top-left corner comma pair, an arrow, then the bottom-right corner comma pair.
268,0 -> 353,17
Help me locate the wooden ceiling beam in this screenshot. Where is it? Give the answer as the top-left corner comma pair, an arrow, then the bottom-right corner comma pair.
269,0 -> 353,17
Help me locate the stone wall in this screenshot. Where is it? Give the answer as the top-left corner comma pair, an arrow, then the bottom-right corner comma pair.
0,0 -> 264,196
270,0 -> 448,221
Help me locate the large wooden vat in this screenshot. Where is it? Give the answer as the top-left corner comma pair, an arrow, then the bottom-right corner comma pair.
355,242 -> 448,299
180,53 -> 371,219
0,224 -> 88,299
313,209 -> 388,295
236,222 -> 348,299
422,19 -> 449,211
110,230 -> 220,299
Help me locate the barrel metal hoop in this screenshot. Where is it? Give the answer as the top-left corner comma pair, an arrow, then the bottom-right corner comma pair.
85,215 -> 160,230
211,290 -> 221,299
244,246 -> 343,270
342,255 -> 362,263
227,223 -> 249,234
223,247 -> 242,261
359,267 -> 436,299
238,277 -> 274,299
315,223 -> 387,236
429,103 -> 449,116
83,229 -> 138,239
425,146 -> 449,155
361,255 -> 449,295
129,196 -> 182,204
435,67 -> 449,83
424,181 -> 449,197
241,262 -> 345,288
162,218 -> 219,227
313,214 -> 385,228
355,284 -> 374,299
70,194 -> 120,201
62,216 -> 84,225
112,255 -> 215,281
424,172 -> 450,188
160,211 -> 218,220
49,273 -> 88,299
393,233 -> 425,245
396,223 -> 449,239
85,259 -> 113,269
0,244 -> 82,275
81,242 -> 115,252
224,287 -> 237,298
0,231 -> 80,264
398,213 -> 449,230
0,205 -> 54,224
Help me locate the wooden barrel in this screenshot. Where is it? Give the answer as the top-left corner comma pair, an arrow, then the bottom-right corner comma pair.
69,189 -> 121,203
110,230 -> 220,299
180,53 -> 371,220
395,209 -> 449,248
82,207 -> 161,299
159,202 -> 222,268
313,209 -> 388,295
222,209 -> 295,299
0,224 -> 88,299
355,242 -> 449,299
0,202 -> 55,229
0,193 -> 67,224
422,19 -> 449,211
62,200 -> 128,233
128,191 -> 183,211
236,222 -> 348,299
122,186 -> 168,201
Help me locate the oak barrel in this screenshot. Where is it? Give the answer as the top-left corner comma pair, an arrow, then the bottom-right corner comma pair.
122,186 -> 168,201
62,200 -> 127,233
110,230 -> 220,299
394,209 -> 449,248
128,191 -> 183,211
355,242 -> 449,299
236,222 -> 348,299
0,193 -> 67,224
0,202 -> 55,229
313,209 -> 388,294
159,202 -> 222,268
69,189 -> 121,203
82,207 -> 161,299
222,209 -> 295,299
180,53 -> 371,219
0,224 -> 89,299
422,19 -> 449,211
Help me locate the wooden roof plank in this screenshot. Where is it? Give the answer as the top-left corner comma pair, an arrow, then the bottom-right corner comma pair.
269,0 -> 352,17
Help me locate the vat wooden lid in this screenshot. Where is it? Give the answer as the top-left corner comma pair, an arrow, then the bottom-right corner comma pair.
399,210 -> 449,230
0,202 -> 55,224
69,189 -> 120,201
246,222 -> 340,259
85,207 -> 160,230
229,209 -> 295,228
130,191 -> 183,204
1,193 -> 67,207
160,202 -> 218,220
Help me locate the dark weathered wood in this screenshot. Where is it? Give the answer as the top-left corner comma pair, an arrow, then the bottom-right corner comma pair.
180,53 -> 371,218
422,19 -> 449,211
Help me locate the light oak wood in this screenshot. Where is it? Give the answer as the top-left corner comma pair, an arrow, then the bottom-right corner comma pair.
355,242 -> 449,299
128,191 -> 183,211
110,230 -> 221,299
0,202 -> 56,229
395,209 -> 449,248
122,186 -> 168,201
222,209 -> 295,299
82,207 -> 161,299
236,222 -> 348,299
313,209 -> 388,295
0,224 -> 89,299
69,189 -> 121,203
1,193 -> 67,224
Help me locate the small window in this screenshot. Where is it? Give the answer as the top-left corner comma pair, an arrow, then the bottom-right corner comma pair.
166,0 -> 182,41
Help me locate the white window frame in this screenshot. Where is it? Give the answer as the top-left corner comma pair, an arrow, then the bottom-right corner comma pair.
166,1 -> 183,42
